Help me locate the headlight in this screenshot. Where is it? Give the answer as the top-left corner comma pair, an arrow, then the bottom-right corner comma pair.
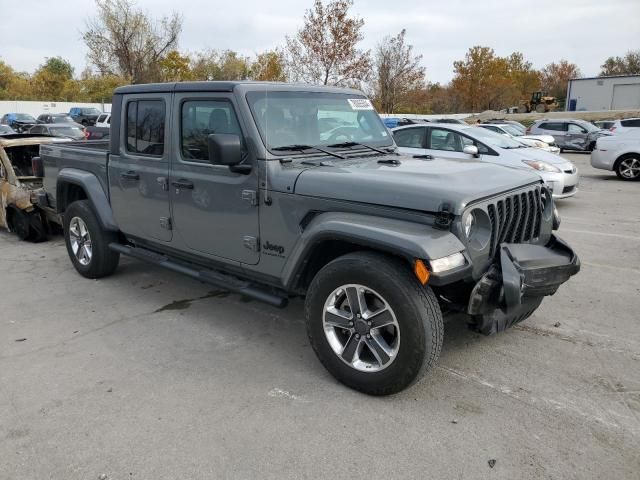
463,211 -> 475,238
429,252 -> 466,273
522,160 -> 561,173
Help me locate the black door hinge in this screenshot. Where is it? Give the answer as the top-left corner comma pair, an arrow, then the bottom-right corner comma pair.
242,189 -> 258,206
243,236 -> 259,252
160,217 -> 172,230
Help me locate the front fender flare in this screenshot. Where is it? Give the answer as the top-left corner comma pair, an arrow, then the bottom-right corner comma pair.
57,168 -> 118,231
281,212 -> 465,289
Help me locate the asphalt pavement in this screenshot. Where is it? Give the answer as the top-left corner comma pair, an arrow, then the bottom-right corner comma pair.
1,152 -> 638,479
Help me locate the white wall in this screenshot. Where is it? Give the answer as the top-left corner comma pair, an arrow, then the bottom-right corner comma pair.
0,100 -> 112,118
567,75 -> 640,111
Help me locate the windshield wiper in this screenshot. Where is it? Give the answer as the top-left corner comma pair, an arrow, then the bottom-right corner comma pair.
271,144 -> 345,159
326,141 -> 391,155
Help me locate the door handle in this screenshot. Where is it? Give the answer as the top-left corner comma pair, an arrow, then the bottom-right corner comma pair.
120,170 -> 139,180
171,179 -> 194,190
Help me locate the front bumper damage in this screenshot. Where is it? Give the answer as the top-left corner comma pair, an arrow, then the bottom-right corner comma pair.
467,235 -> 580,335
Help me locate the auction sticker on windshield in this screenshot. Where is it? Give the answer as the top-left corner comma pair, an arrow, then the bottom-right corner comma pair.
347,98 -> 374,110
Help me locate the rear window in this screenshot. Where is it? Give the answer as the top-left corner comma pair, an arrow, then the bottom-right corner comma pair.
126,100 -> 166,156
621,119 -> 640,127
97,114 -> 108,123
538,122 -> 566,131
50,126 -> 83,137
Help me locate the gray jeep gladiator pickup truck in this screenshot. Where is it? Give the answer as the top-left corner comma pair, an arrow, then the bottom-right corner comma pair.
39,82 -> 579,395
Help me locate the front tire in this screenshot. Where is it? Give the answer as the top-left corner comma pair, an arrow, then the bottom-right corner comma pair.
64,200 -> 120,278
305,252 -> 443,395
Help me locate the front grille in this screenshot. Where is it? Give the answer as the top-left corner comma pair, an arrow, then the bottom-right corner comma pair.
562,185 -> 575,194
486,186 -> 544,259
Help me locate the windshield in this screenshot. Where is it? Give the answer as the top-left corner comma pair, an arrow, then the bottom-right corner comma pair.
577,120 -> 599,132
53,115 -> 75,123
50,126 -> 83,137
16,114 -> 36,122
502,125 -> 523,136
246,91 -> 392,152
467,126 -> 525,149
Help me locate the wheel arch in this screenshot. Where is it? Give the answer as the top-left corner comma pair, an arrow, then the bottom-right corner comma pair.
282,212 -> 465,292
56,169 -> 119,231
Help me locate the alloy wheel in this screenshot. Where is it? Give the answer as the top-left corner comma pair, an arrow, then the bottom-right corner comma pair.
69,216 -> 93,266
619,157 -> 640,179
323,284 -> 400,372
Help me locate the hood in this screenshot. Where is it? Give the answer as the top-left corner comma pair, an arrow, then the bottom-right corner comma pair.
522,134 -> 555,144
516,147 -> 571,166
293,154 -> 541,215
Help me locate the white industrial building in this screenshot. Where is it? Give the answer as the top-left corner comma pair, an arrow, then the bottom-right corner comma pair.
566,74 -> 640,111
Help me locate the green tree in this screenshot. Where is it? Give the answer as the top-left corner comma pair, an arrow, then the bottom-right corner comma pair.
31,57 -> 75,100
600,50 -> 640,76
159,50 -> 193,82
250,50 -> 286,81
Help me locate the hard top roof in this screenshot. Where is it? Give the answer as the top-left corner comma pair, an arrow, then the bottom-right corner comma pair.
114,81 -> 364,96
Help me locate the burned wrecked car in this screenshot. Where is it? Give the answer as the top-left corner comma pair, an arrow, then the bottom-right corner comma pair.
0,134 -> 69,241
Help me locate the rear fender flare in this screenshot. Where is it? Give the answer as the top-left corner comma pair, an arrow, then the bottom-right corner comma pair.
57,168 -> 118,231
281,212 -> 466,289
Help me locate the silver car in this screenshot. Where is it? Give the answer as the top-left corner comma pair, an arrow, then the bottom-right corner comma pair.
528,119 -> 611,152
392,123 -> 579,198
479,123 -> 560,154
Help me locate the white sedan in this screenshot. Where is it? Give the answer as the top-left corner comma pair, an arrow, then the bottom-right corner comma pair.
479,123 -> 560,154
591,131 -> 640,180
392,123 -> 579,198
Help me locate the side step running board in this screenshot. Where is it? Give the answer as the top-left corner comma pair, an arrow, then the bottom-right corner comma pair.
109,243 -> 288,308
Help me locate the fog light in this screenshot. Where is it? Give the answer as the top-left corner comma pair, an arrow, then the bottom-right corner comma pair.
429,252 -> 465,273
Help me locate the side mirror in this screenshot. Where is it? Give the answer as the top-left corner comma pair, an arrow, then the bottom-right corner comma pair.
207,133 -> 248,169
463,145 -> 479,157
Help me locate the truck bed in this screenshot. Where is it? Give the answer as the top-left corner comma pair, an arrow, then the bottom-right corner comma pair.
40,141 -> 111,209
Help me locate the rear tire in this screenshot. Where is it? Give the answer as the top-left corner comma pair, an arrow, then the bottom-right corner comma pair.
535,104 -> 546,113
305,252 -> 443,395
64,200 -> 120,278
615,154 -> 640,181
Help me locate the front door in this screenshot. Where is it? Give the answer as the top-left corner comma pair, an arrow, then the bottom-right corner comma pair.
108,94 -> 172,242
169,94 -> 260,265
425,127 -> 478,161
566,123 -> 588,150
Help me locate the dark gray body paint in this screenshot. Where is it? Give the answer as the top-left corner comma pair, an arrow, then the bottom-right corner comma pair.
41,81 -> 578,324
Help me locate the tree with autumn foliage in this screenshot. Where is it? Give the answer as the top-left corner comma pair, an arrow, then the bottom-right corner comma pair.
600,50 -> 640,76
286,0 -> 371,87
540,60 -> 581,100
250,50 -> 287,82
373,29 -> 426,113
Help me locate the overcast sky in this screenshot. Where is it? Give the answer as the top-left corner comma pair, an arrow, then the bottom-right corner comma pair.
1,0 -> 638,83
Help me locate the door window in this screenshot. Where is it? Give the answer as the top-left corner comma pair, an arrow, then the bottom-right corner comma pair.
568,123 -> 586,134
393,127 -> 425,148
539,122 -> 566,131
180,99 -> 244,163
125,100 -> 165,156
429,128 -> 464,152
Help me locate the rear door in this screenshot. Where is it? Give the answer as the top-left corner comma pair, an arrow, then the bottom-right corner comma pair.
108,94 -> 172,242
566,123 -> 588,150
538,122 -> 567,148
169,93 -> 260,264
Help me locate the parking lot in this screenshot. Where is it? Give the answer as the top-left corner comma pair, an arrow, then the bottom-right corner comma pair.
1,152 -> 638,479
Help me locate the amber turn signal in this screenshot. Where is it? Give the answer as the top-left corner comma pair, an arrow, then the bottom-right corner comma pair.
413,259 -> 430,285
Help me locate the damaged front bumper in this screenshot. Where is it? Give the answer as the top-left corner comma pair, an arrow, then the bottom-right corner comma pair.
467,235 -> 580,335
